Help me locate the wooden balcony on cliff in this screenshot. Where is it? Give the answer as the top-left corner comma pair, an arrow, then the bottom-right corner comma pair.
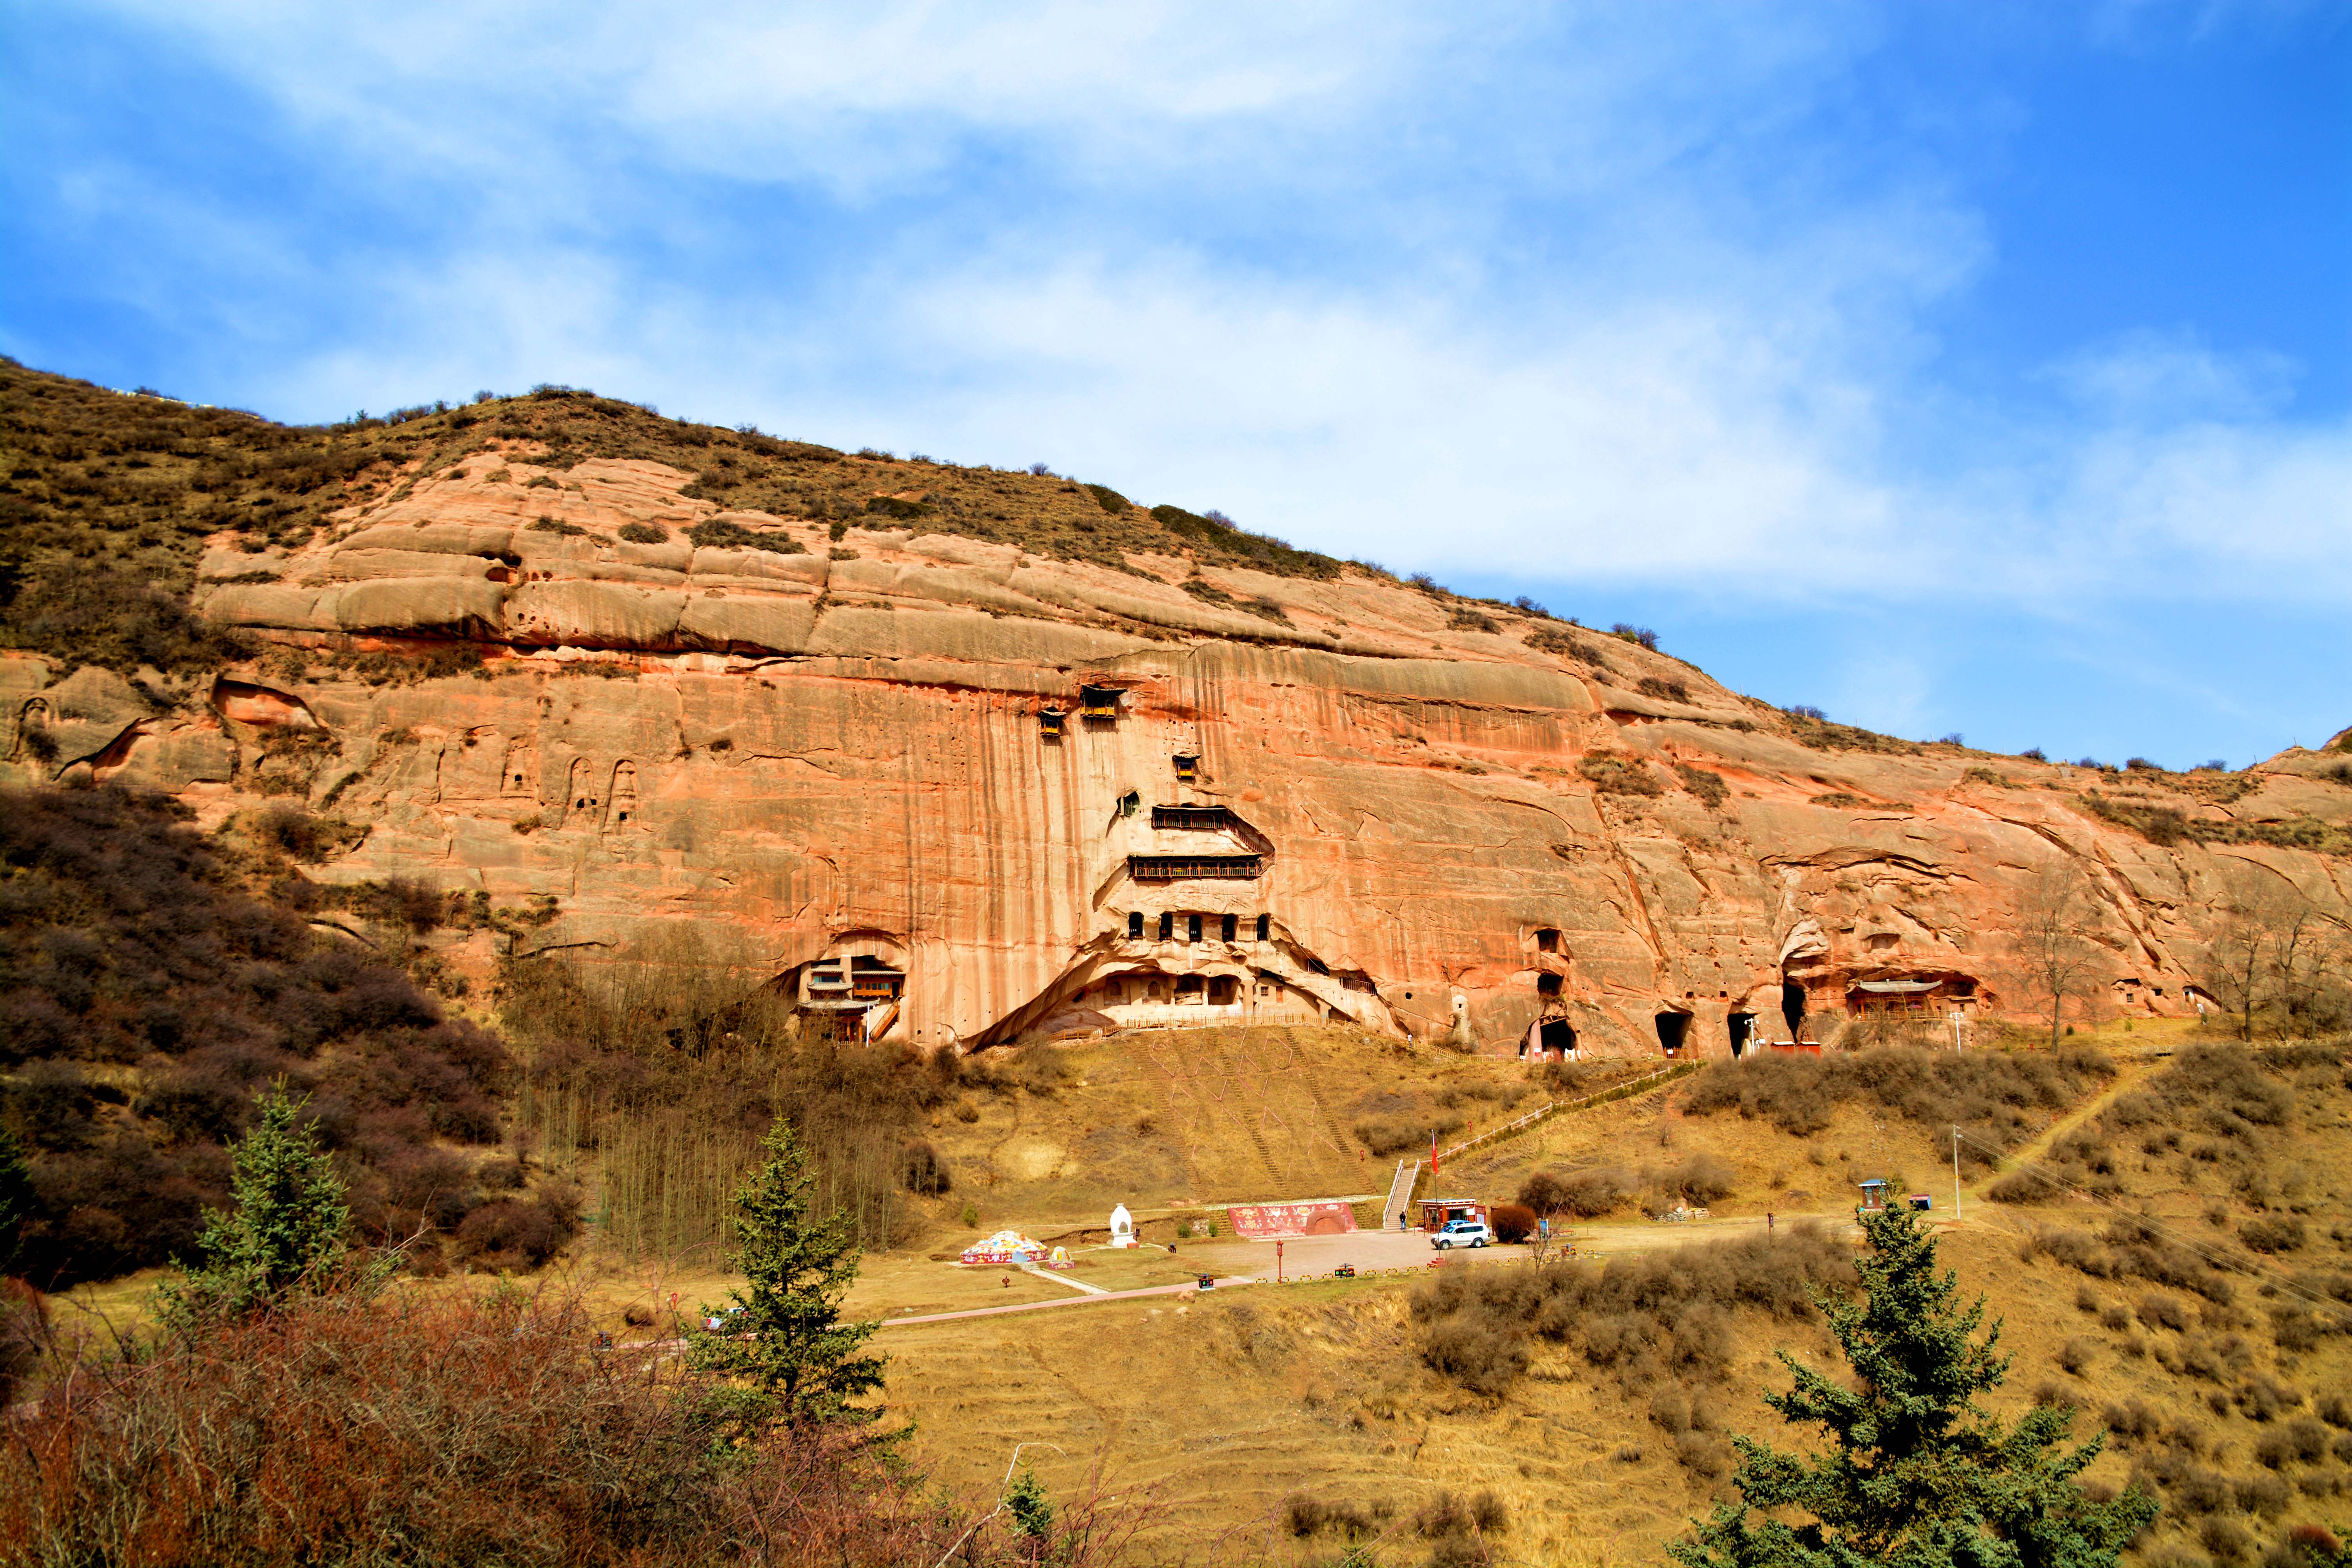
1080,684 -> 1122,720
1128,853 -> 1263,882
1151,804 -> 1234,832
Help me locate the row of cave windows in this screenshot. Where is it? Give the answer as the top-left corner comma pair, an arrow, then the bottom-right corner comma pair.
1102,973 -> 1247,1006
1127,911 -> 1272,944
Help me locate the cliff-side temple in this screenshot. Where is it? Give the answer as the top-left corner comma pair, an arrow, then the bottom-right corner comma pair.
17,430 -> 2335,1062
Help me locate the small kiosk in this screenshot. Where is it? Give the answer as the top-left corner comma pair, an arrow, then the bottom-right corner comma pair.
1419,1198 -> 1488,1231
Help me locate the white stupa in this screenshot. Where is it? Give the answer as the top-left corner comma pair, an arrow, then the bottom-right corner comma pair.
1109,1203 -> 1136,1248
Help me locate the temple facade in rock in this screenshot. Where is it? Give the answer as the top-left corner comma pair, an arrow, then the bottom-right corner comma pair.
5,450 -> 2344,1060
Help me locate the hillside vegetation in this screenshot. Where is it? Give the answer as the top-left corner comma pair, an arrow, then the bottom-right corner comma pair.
0,787 -> 548,1285
872,1040 -> 2352,1565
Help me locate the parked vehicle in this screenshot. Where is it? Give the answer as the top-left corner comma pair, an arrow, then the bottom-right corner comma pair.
1431,1219 -> 1494,1250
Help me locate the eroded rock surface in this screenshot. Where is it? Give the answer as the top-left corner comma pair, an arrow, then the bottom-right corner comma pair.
9,452 -> 2346,1058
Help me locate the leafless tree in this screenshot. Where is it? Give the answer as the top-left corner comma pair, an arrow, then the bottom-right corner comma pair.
2204,884 -> 2352,1039
2009,862 -> 2100,1047
2203,898 -> 2269,1041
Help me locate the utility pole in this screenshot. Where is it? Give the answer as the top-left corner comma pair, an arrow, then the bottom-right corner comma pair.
1952,1125 -> 1962,1221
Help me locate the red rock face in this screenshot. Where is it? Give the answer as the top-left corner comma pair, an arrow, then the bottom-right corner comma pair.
9,455 -> 2344,1058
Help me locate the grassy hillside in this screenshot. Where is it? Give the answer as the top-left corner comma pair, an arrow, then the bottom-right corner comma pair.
906,1027 -> 1650,1238
862,1036 -> 2352,1566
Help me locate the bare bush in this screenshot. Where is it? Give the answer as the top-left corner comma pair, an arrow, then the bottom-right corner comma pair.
1518,1165 -> 1629,1218
0,1286 -> 1137,1567
1411,1224 -> 1849,1430
1682,1044 -> 2112,1169
1,787 -> 512,1287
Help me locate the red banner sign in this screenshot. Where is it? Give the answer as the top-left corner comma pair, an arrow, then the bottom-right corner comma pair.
1226,1201 -> 1358,1239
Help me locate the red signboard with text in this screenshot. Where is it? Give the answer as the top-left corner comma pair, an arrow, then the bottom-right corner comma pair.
1227,1201 -> 1358,1239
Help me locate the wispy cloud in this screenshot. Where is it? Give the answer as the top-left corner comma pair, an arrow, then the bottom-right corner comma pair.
18,0 -> 2351,624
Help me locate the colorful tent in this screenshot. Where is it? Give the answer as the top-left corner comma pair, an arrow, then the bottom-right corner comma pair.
960,1229 -> 1048,1265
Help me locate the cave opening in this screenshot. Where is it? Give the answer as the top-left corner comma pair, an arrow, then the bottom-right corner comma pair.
1728,1012 -> 1755,1058
1540,1019 -> 1577,1058
1654,1011 -> 1691,1056
1780,981 -> 1808,1041
1128,911 -> 1143,939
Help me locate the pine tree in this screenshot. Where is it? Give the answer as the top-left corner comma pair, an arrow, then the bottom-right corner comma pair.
1005,1465 -> 1054,1540
1671,1205 -> 2157,1568
170,1080 -> 350,1318
691,1116 -> 885,1435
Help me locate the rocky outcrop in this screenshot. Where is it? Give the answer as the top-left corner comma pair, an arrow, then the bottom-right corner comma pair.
9,452 -> 2345,1060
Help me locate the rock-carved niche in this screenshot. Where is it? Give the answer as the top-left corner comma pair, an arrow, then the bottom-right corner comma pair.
603,760 -> 639,830
501,737 -> 539,797
562,757 -> 600,827
788,932 -> 909,1044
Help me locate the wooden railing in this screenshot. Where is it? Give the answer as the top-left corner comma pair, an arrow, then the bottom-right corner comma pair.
1127,854 -> 1262,882
1436,1061 -> 1699,1165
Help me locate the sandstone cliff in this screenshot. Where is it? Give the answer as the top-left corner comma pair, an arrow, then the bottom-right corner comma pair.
5,374 -> 2347,1058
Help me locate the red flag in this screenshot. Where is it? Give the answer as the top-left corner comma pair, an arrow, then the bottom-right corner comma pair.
1430,1126 -> 1439,1175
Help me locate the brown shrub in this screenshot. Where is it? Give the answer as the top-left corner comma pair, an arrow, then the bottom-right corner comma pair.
1418,1315 -> 1528,1397
900,1138 -> 951,1195
1683,1044 -> 2112,1167
456,1192 -> 579,1268
1672,764 -> 1728,808
1657,1151 -> 1737,1205
2240,1214 -> 2306,1254
1,787 -> 512,1287
1411,1224 -> 1849,1402
1518,1165 -> 1628,1218
2234,1472 -> 2291,1518
0,1286 -> 1132,1567
1283,1495 -> 1377,1540
2200,1517 -> 2254,1560
1356,1111 -> 1463,1157
1487,1203 -> 1537,1244
1577,751 -> 1663,797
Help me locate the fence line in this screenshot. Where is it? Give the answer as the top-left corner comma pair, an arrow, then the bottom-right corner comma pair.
1436,1061 -> 1699,1166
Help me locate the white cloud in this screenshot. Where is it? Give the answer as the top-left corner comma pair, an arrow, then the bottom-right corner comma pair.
2043,330 -> 2297,423
58,0 -> 2352,616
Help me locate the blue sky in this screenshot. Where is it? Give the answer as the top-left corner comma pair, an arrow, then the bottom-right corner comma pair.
4,2 -> 2346,767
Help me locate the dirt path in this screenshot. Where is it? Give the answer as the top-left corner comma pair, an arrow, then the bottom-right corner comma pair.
1954,1053 -> 2159,1212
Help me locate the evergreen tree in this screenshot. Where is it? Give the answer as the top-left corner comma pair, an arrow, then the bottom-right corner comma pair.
1671,1205 -> 2157,1568
691,1116 -> 885,1435
171,1080 -> 350,1318
1005,1465 -> 1054,1541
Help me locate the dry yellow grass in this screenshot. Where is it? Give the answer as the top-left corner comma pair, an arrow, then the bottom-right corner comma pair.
911,1025 -> 1559,1241
56,1026 -> 2351,1564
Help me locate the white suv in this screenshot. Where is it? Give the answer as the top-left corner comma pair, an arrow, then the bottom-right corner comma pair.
1431,1219 -> 1494,1250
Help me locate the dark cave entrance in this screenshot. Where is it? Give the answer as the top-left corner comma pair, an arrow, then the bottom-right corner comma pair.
1540,1019 -> 1577,1059
1728,1012 -> 1755,1058
1653,1011 -> 1691,1056
1780,982 -> 1808,1042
